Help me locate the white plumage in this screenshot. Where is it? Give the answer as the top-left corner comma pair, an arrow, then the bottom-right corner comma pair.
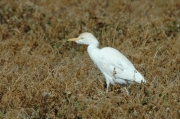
68,32 -> 146,93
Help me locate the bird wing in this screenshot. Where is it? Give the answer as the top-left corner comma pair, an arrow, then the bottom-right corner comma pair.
98,47 -> 135,79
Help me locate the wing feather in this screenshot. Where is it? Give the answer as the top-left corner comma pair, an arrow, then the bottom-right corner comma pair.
98,47 -> 135,78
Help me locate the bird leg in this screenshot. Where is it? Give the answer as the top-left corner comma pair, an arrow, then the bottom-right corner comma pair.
124,87 -> 130,95
105,81 -> 110,93
106,84 -> 109,93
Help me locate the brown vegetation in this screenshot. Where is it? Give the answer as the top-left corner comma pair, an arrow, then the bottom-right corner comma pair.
0,0 -> 180,118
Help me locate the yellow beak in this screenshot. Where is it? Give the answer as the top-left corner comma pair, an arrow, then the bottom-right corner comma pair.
68,38 -> 81,41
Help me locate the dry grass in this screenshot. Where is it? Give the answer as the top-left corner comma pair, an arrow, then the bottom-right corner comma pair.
0,0 -> 180,118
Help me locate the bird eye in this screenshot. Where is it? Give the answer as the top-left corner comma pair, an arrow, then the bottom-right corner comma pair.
134,70 -> 137,73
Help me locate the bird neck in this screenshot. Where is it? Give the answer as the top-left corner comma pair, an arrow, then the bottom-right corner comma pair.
87,43 -> 100,64
88,42 -> 99,48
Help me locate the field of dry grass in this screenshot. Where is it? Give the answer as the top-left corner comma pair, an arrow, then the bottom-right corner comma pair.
0,0 -> 180,118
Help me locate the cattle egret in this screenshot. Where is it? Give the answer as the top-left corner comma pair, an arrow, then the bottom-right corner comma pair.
68,32 -> 146,94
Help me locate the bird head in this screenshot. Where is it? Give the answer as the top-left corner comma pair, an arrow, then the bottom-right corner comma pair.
68,32 -> 99,46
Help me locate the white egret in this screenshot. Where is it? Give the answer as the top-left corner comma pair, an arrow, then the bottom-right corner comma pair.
68,32 -> 146,94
